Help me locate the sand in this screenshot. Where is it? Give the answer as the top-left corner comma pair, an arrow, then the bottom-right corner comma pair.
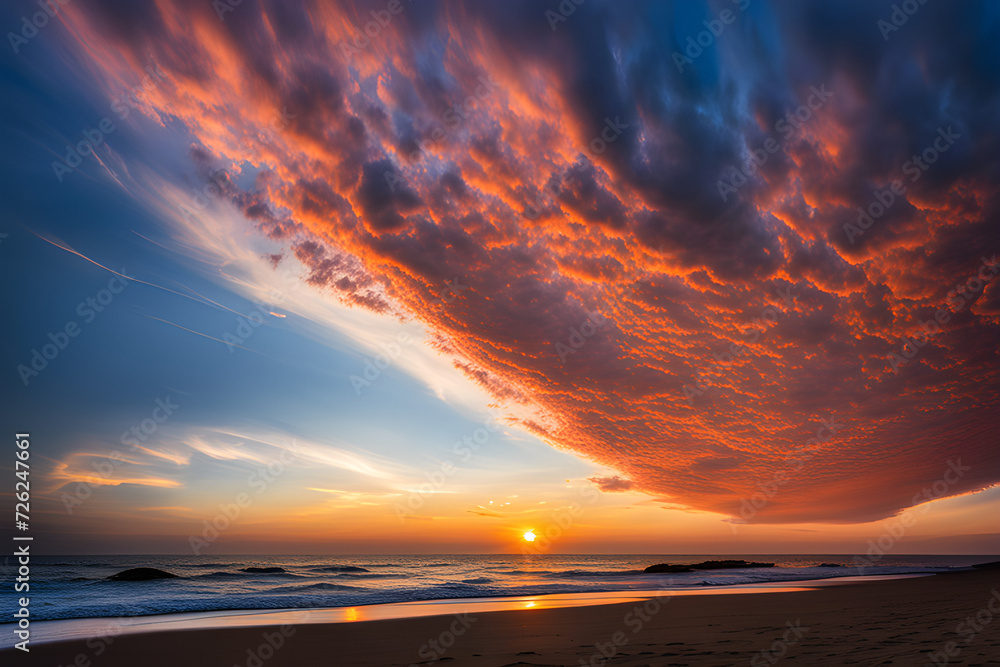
8,568 -> 999,666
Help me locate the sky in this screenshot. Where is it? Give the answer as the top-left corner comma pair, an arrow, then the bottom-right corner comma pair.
0,0 -> 998,555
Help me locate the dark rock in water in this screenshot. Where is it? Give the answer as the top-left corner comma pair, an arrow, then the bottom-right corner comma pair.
690,560 -> 775,570
971,560 -> 1000,570
643,563 -> 694,573
108,568 -> 178,581
241,567 -> 287,574
818,563 -> 843,567
644,559 -> 774,573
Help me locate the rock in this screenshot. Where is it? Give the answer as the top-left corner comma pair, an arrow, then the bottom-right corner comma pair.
688,560 -> 775,570
643,564 -> 694,573
108,568 -> 179,581
971,560 -> 1000,570
818,563 -> 843,567
241,567 -> 287,573
643,559 -> 775,574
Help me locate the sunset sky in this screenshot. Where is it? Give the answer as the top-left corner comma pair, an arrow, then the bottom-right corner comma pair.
1,0 -> 997,555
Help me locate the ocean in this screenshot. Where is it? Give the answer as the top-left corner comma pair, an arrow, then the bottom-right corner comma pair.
6,554 -> 993,622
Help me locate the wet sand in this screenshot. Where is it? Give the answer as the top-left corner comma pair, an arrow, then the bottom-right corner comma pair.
6,568 -> 999,666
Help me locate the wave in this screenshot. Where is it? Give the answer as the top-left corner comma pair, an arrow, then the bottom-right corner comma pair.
460,577 -> 493,584
310,566 -> 370,573
190,572 -> 247,580
191,571 -> 307,581
497,569 -> 555,575
268,583 -> 361,594
241,567 -> 288,574
430,582 -> 489,590
548,569 -> 646,578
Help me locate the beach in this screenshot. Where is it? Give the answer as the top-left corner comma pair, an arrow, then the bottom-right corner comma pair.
9,568 -> 998,666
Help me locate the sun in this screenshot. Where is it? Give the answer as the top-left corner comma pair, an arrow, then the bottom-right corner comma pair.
522,530 -> 536,542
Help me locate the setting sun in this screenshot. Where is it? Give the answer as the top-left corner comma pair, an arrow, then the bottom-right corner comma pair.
522,530 -> 536,542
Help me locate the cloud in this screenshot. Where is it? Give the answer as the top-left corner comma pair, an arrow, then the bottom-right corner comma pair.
589,476 -> 634,493
49,424 -> 401,497
58,0 -> 1000,523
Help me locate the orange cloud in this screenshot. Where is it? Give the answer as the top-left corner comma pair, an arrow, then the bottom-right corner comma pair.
58,0 -> 1000,525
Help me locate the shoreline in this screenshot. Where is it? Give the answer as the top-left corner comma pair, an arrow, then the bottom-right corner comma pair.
6,569 -> 999,665
5,573 -> 936,646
